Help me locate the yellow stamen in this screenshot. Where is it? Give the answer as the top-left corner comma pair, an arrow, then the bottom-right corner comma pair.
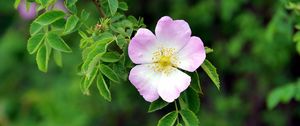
151,47 -> 179,74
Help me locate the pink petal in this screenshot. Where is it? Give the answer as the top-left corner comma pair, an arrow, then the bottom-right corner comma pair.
155,16 -> 191,51
129,64 -> 160,102
53,0 -> 68,13
176,36 -> 206,72
157,68 -> 191,102
128,28 -> 158,64
18,0 -> 36,20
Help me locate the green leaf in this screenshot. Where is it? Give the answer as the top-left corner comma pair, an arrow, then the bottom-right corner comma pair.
108,0 -> 118,15
66,4 -> 77,14
30,22 -> 44,35
267,84 -> 295,109
100,52 -> 121,63
176,123 -> 183,126
14,0 -> 21,9
190,71 -> 203,94
39,0 -> 49,7
81,67 -> 99,95
179,89 -> 200,114
205,46 -> 213,54
99,64 -> 120,82
97,73 -> 111,101
295,82 -> 300,101
267,88 -> 283,110
65,0 -> 78,14
185,88 -> 200,113
27,33 -> 45,54
46,32 -> 72,53
293,31 -> 300,42
157,111 -> 178,126
201,59 -> 220,90
36,44 -> 51,72
148,99 -> 169,113
118,2 -> 128,11
179,97 -> 188,110
180,109 -> 199,126
112,61 -> 128,81
64,15 -> 79,34
65,0 -> 77,5
116,35 -> 126,49
34,11 -> 65,26
280,84 -> 295,103
53,50 -> 63,67
80,9 -> 90,22
52,19 -> 66,29
81,41 -> 111,76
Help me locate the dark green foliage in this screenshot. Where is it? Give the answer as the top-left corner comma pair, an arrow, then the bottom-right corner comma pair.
157,111 -> 178,126
148,99 -> 169,113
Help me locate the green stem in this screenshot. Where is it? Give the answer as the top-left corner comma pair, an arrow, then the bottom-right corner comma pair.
175,100 -> 180,124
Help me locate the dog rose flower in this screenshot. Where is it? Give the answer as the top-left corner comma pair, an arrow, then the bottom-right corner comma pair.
128,16 -> 206,103
18,0 -> 37,20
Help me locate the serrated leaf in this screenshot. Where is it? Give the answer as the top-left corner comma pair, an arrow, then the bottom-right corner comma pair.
185,88 -> 200,113
30,22 -> 43,35
36,44 -> 51,72
81,41 -> 111,76
53,50 -> 63,67
112,61 -> 128,81
27,33 -> 45,54
201,59 -> 220,90
148,99 -> 169,113
118,2 -> 128,11
180,109 -> 199,126
190,71 -> 203,94
157,111 -> 178,126
65,0 -> 78,14
94,32 -> 114,42
80,9 -> 90,22
82,67 -> 99,95
97,73 -> 111,101
100,52 -> 121,62
99,64 -> 120,82
34,10 -> 65,26
108,0 -> 118,15
46,32 -> 72,52
66,4 -> 77,14
116,35 -> 126,49
64,15 -> 79,34
179,97 -> 188,110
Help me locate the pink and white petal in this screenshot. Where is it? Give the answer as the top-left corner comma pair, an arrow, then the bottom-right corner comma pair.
129,64 -> 160,102
155,16 -> 192,51
176,36 -> 206,72
128,28 -> 159,64
157,68 -> 191,103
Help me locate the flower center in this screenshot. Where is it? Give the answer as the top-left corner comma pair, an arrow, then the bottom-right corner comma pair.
151,48 -> 178,74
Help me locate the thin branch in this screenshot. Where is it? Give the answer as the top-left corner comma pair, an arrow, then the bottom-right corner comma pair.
92,0 -> 106,18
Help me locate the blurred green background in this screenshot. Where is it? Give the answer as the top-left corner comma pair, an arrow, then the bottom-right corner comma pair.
0,0 -> 300,126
